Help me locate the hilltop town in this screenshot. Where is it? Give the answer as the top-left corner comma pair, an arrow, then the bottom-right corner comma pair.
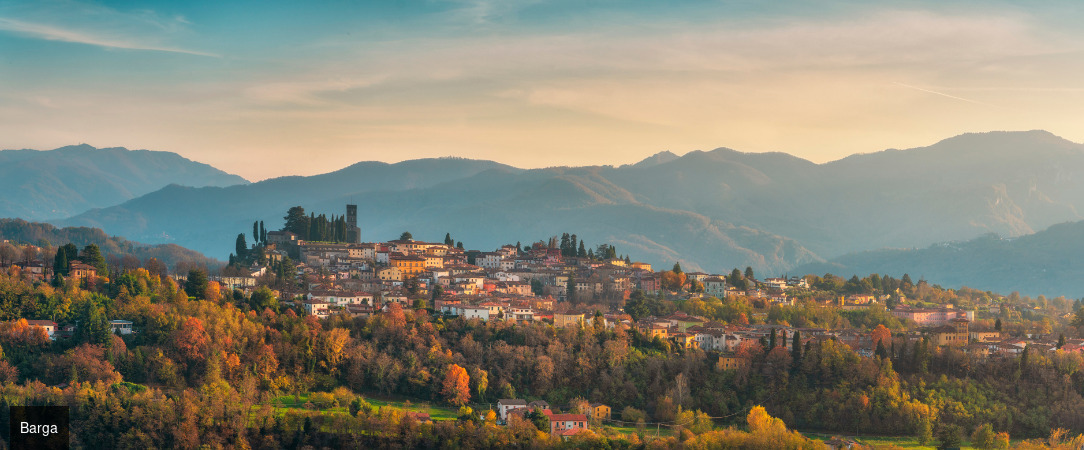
1,206 -> 1083,447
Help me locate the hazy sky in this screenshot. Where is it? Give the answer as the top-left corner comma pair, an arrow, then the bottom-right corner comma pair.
3,1 -> 1084,181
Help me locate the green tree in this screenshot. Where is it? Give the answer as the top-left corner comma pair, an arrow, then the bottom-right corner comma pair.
185,269 -> 208,299
791,330 -> 802,364
526,408 -> 550,432
745,266 -> 755,280
625,290 -> 650,321
249,286 -> 278,311
79,244 -> 108,277
444,233 -> 453,246
235,233 -> 248,261
259,221 -> 266,243
918,416 -> 933,446
937,424 -> 962,449
283,206 -> 307,235
52,248 -> 68,285
673,262 -> 683,274
577,241 -> 587,258
400,231 -> 413,241
971,423 -> 996,450
76,298 -> 112,347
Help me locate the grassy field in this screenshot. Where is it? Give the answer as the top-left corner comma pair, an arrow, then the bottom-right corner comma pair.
270,394 -> 462,421
800,432 -> 965,449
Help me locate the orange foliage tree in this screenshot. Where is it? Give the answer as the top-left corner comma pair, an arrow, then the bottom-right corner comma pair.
442,363 -> 471,406
174,317 -> 209,362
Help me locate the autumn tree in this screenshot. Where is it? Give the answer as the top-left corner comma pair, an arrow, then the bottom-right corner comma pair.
442,364 -> 471,406
174,317 -> 209,363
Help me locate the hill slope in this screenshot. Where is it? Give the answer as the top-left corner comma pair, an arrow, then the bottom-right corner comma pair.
0,144 -> 249,220
0,218 -> 219,271
796,220 -> 1084,298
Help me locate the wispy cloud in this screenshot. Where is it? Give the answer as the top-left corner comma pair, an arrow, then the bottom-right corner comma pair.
0,17 -> 218,57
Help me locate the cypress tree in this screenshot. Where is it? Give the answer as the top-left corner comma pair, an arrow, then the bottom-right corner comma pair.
791,330 -> 802,362
236,234 -> 248,260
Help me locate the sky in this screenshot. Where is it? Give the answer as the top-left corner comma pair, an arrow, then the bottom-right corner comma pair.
2,0 -> 1084,181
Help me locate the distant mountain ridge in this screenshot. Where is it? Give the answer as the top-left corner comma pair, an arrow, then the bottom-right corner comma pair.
795,220 -> 1084,298
0,144 -> 249,220
48,130 -> 1084,286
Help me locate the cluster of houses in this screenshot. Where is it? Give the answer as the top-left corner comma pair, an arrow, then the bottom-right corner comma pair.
243,207 -> 811,321
495,399 -> 611,439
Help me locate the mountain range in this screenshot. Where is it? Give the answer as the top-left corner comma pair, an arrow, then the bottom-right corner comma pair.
0,144 -> 248,220
797,220 -> 1084,298
6,130 -> 1084,296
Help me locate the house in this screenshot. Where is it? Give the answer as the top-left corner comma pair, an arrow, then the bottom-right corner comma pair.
497,399 -> 528,420
931,318 -> 969,346
547,413 -> 589,435
109,320 -> 133,335
528,400 -> 550,410
377,266 -> 402,282
459,306 -> 491,321
26,320 -> 57,339
587,403 -> 611,420
703,277 -> 727,298
671,332 -> 699,349
68,262 -> 97,280
553,312 -> 586,328
266,230 -> 299,245
303,300 -> 331,319
389,254 -> 426,276
716,354 -> 749,371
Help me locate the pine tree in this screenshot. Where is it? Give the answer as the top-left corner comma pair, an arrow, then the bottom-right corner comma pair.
260,221 -> 266,243
577,241 -> 586,258
445,233 -> 453,246
673,262 -> 683,274
769,328 -> 777,349
79,244 -> 108,277
253,221 -> 259,245
284,206 -> 307,234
